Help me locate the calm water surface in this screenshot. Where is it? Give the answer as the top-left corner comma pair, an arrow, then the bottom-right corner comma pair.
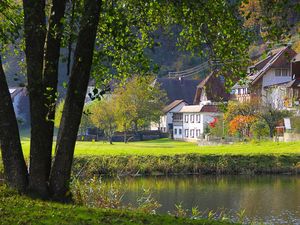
104,175 -> 300,225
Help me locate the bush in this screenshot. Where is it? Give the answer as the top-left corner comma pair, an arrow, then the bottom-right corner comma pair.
291,116 -> 300,134
250,120 -> 270,140
209,116 -> 229,138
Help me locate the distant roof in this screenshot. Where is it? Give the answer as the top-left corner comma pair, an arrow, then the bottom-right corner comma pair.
292,53 -> 300,63
201,105 -> 219,113
154,78 -> 201,105
179,104 -> 219,113
250,46 -> 297,85
193,70 -> 230,104
163,99 -> 187,113
180,105 -> 202,113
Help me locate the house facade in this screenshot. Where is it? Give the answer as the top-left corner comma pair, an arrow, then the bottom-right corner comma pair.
232,46 -> 300,110
173,104 -> 220,141
155,100 -> 188,133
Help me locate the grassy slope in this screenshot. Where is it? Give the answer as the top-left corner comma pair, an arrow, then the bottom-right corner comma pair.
20,138 -> 300,156
0,187 -> 237,225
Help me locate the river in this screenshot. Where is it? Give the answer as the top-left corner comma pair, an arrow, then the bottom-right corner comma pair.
103,175 -> 300,225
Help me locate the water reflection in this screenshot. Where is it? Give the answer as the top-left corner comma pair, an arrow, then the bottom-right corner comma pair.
104,175 -> 300,224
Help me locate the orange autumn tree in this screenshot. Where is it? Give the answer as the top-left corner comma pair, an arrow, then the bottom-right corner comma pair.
229,115 -> 257,137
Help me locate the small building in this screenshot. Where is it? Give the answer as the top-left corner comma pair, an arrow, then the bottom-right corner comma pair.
173,103 -> 220,141
151,99 -> 188,133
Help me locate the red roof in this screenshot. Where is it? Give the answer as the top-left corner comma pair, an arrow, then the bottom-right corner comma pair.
200,105 -> 219,113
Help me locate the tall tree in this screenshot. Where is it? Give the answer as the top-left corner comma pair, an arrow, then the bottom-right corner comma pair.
1,0 -> 257,199
114,76 -> 167,135
90,98 -> 117,144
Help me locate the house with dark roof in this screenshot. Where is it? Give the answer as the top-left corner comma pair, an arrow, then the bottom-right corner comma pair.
153,77 -> 200,104
232,46 -> 300,110
152,75 -> 228,139
193,70 -> 230,105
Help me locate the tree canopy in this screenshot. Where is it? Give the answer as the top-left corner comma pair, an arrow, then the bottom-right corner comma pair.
1,0 -> 298,200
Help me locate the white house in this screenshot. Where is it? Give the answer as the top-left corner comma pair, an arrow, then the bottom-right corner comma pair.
151,99 -> 188,132
173,103 -> 220,141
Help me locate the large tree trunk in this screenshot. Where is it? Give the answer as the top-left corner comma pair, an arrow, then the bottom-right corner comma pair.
23,0 -> 49,197
23,0 -> 67,198
0,56 -> 28,192
49,0 -> 102,199
42,0 -> 67,185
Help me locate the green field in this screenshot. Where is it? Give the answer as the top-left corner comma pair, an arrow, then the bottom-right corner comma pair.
20,138 -> 300,156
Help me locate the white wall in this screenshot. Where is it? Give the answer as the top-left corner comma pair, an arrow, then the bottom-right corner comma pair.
262,69 -> 291,88
264,86 -> 288,110
152,102 -> 187,132
182,113 -> 203,141
173,125 -> 183,139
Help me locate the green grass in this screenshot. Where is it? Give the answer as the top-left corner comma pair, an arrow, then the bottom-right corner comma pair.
0,186 -> 237,225
20,138 -> 300,156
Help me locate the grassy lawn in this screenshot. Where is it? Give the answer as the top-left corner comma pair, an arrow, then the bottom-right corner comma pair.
20,138 -> 300,156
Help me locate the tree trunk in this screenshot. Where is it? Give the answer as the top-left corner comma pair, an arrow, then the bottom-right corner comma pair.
124,125 -> 127,143
23,0 -> 50,197
49,0 -> 101,200
42,0 -> 67,182
0,56 -> 28,192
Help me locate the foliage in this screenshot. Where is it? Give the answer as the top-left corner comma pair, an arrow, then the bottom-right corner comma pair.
209,116 -> 229,138
259,107 -> 291,137
240,0 -> 300,41
290,116 -> 300,133
71,177 -> 123,209
0,185 -> 235,225
69,153 -> 300,177
55,100 -> 93,133
0,0 -> 23,47
229,115 -> 257,137
224,100 -> 260,123
54,100 -> 64,128
250,120 -> 270,140
114,76 -> 167,134
90,98 -> 117,144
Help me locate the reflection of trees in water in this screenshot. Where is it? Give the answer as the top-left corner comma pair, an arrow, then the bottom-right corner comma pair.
103,175 -> 300,222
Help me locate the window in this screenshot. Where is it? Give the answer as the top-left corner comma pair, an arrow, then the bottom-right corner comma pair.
190,114 -> 194,123
174,129 -> 177,135
275,69 -> 290,77
179,129 -> 182,135
184,115 -> 189,123
196,114 -> 200,123
275,69 -> 281,76
282,69 -> 288,76
190,129 -> 194,138
185,129 -> 189,137
196,129 -> 200,137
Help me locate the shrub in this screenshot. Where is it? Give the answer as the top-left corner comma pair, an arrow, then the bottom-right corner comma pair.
291,116 -> 300,134
250,120 -> 270,140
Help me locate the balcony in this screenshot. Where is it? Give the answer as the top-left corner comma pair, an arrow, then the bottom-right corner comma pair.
230,93 -> 259,103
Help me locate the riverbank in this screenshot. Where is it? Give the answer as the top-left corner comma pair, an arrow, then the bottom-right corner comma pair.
1,139 -> 300,177
0,186 -> 237,225
72,154 -> 300,177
